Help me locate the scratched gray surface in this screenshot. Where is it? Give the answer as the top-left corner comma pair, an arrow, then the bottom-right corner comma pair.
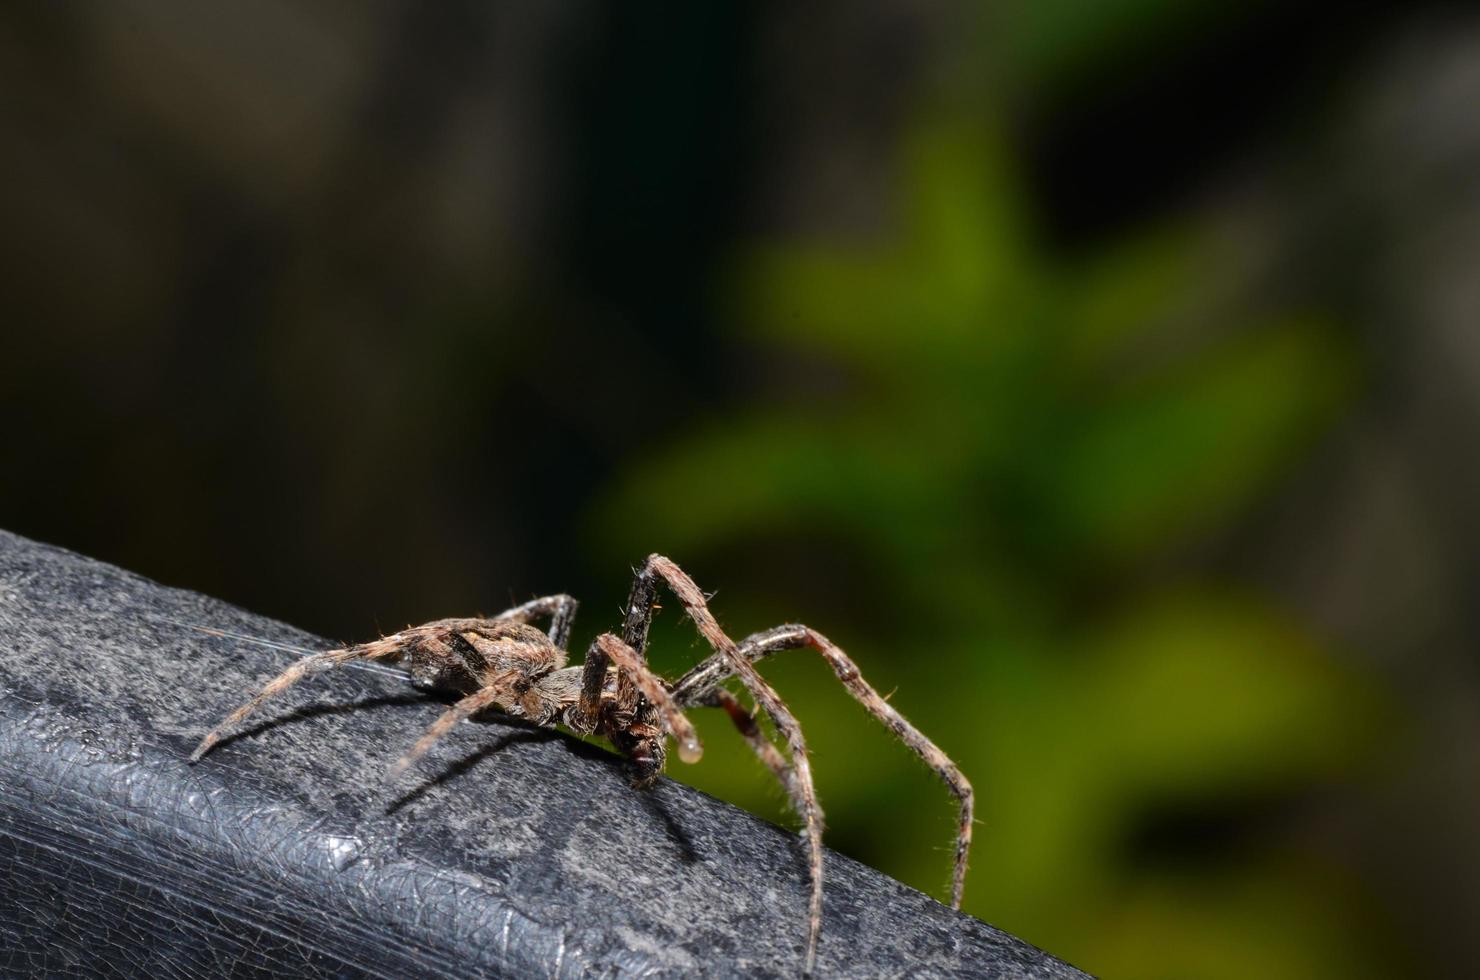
0,530 -> 1092,979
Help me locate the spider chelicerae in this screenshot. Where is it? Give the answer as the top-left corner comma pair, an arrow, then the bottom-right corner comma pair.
191,554 -> 974,974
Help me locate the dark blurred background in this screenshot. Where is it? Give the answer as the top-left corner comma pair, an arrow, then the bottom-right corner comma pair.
3,3 -> 1478,977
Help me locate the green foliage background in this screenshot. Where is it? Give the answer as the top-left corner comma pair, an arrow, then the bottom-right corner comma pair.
591,111 -> 1390,979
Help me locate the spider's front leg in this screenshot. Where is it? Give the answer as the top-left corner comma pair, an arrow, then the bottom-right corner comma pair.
590,632 -> 701,765
591,555 -> 827,974
673,624 -> 975,910
571,559 -> 672,783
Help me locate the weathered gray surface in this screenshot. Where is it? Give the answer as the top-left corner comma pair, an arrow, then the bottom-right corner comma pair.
0,530 -> 1091,978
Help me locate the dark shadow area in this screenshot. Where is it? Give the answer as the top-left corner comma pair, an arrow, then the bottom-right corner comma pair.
635,781 -> 702,866
1017,1 -> 1442,248
204,694 -> 434,756
386,728 -> 562,814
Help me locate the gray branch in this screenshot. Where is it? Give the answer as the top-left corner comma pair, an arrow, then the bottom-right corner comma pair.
0,530 -> 1091,979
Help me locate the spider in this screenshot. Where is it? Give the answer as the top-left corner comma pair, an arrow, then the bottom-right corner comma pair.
191,554 -> 974,975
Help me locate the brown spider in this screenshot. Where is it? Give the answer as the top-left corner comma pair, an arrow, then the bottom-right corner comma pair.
191,554 -> 974,975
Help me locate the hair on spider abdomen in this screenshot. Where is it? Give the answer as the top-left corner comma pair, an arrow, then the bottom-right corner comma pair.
191,556 -> 974,976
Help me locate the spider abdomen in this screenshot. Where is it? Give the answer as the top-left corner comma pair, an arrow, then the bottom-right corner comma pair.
461,625 -> 565,680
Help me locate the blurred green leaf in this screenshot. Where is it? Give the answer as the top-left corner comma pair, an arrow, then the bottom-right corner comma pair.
1060,227 -> 1210,370
1075,593 -> 1376,790
593,111 -> 1388,980
1042,319 -> 1356,559
738,123 -> 1036,371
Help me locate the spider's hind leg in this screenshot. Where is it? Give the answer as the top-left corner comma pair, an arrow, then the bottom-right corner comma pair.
494,594 -> 578,649
386,684 -> 508,780
191,634 -> 409,762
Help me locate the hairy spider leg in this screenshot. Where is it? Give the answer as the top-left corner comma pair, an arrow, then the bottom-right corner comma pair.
573,559 -> 670,779
492,593 -> 579,650
189,634 -> 410,762
700,687 -> 798,798
592,633 -> 702,763
576,564 -> 656,738
388,625 -> 569,778
191,558 -> 961,979
672,624 -> 975,910
605,555 -> 828,977
387,683 -> 510,780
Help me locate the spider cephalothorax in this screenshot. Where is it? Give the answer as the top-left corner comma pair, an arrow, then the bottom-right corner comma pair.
192,555 -> 973,975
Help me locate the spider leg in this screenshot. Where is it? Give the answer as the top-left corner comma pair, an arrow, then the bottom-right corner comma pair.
593,633 -> 702,764
577,556 -> 769,765
701,687 -> 797,797
721,679 -> 823,977
592,555 -> 826,975
492,593 -> 579,649
386,682 -> 511,781
190,635 -> 409,762
569,561 -> 665,765
574,562 -> 659,730
673,624 -> 975,910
